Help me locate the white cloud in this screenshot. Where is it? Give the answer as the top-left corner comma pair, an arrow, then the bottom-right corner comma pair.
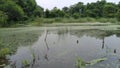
36,0 -> 120,10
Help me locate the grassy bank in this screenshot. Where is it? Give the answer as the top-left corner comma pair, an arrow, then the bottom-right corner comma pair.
29,17 -> 120,26
2,17 -> 120,28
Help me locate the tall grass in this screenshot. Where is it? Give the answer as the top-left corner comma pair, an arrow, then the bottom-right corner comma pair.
97,18 -> 119,23
29,17 -> 120,26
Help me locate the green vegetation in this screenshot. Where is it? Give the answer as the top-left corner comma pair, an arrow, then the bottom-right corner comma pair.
0,48 -> 10,58
0,0 -> 120,27
30,17 -> 119,26
0,27 -> 43,53
116,9 -> 120,21
22,59 -> 30,67
0,41 -> 11,68
43,0 -> 120,20
0,26 -> 120,67
76,57 -> 107,68
0,11 -> 8,27
76,58 -> 86,68
0,0 -> 43,27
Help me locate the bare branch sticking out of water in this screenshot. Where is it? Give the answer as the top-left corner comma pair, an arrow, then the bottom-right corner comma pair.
44,30 -> 48,41
44,29 -> 49,61
44,30 -> 49,50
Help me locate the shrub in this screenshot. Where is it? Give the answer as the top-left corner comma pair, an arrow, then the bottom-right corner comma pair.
73,13 -> 80,19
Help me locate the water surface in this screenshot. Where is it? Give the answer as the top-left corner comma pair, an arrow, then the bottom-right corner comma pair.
1,26 -> 120,68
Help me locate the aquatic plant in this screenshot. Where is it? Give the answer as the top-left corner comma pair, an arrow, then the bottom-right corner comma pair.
22,59 -> 30,68
0,48 -> 10,58
76,57 -> 107,68
0,48 -> 11,68
76,58 -> 86,68
88,58 -> 107,65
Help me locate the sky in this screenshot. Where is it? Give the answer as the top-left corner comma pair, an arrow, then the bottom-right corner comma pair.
36,0 -> 120,10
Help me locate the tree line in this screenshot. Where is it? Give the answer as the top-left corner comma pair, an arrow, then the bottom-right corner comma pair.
0,0 -> 120,27
44,0 -> 120,19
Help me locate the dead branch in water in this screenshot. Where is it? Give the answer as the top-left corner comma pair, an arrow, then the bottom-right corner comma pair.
44,30 -> 49,61
44,30 -> 48,41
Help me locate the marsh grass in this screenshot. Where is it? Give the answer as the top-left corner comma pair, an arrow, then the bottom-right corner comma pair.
0,27 -> 43,53
0,47 -> 10,68
28,17 -> 120,26
22,59 -> 30,68
1,17 -> 119,27
97,18 -> 119,24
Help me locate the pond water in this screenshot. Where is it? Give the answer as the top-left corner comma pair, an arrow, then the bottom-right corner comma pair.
1,26 -> 120,68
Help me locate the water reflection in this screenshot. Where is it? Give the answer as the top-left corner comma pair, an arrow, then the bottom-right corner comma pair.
5,27 -> 120,68
44,29 -> 49,61
102,37 -> 105,49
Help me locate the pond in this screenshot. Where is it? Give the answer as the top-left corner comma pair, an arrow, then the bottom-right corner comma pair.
1,25 -> 120,68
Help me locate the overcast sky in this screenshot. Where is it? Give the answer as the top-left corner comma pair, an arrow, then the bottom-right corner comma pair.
36,0 -> 120,10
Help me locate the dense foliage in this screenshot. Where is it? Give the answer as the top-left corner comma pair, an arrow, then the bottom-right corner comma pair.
0,11 -> 8,27
0,0 -> 43,27
0,0 -> 120,27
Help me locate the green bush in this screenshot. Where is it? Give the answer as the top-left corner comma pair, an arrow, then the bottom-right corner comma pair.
73,13 -> 80,19
0,0 -> 24,21
97,18 -> 108,23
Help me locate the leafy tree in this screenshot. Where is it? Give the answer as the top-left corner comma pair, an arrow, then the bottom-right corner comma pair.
62,7 -> 70,18
103,3 -> 117,18
13,0 -> 37,17
74,2 -> 84,15
73,13 -> 79,19
34,6 -> 44,17
50,7 -> 64,18
44,9 -> 50,18
0,0 -> 44,27
69,2 -> 84,17
50,7 -> 59,17
62,7 -> 69,13
116,9 -> 120,21
0,11 -> 8,27
0,0 -> 24,21
56,10 -> 65,17
85,2 -> 101,18
92,0 -> 106,17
